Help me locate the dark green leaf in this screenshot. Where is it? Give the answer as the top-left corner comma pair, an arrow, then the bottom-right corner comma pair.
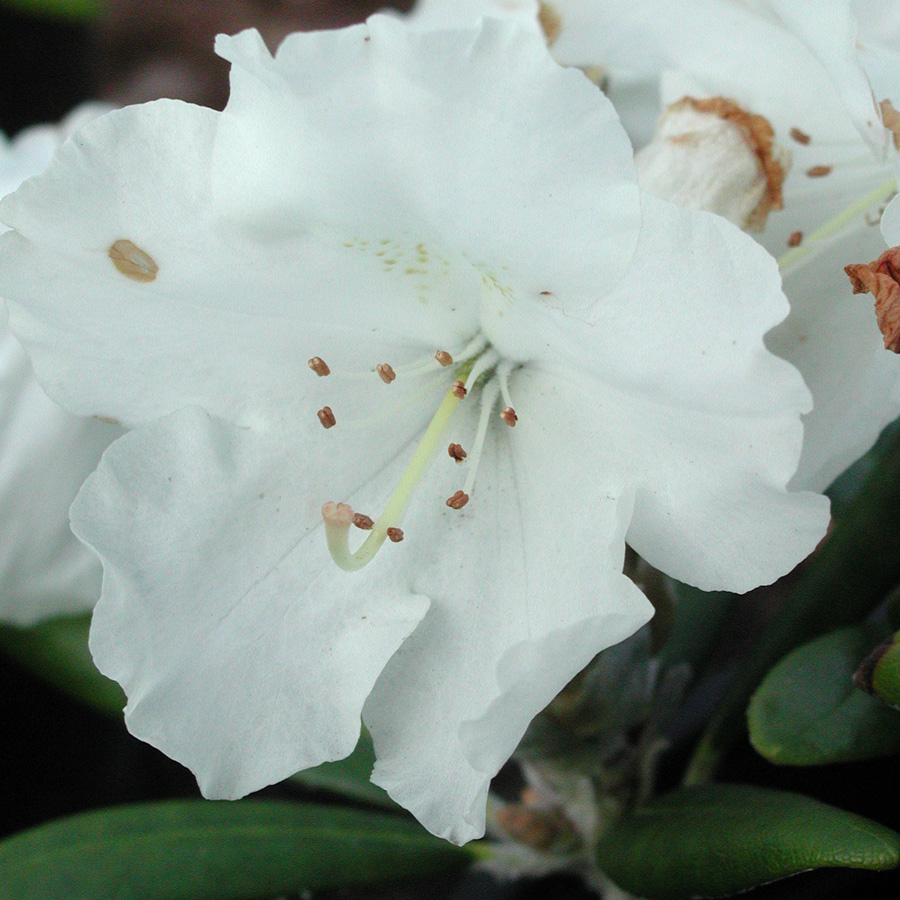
685,424 -> 900,784
0,800 -> 472,900
595,784 -> 900,900
871,631 -> 900,709
748,625 -> 900,764
658,580 -> 734,674
0,0 -> 101,21
0,614 -> 124,715
290,729 -> 398,810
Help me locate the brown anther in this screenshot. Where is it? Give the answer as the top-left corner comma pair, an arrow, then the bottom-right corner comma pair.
789,127 -> 811,145
845,246 -> 900,352
352,513 -> 374,530
448,443 -> 467,462
434,350 -> 453,367
308,356 -> 330,377
881,99 -> 900,150
446,490 -> 469,509
540,291 -> 552,296
317,406 -> 336,428
806,165 -> 832,177
787,231 -> 803,248
537,2 -> 562,46
386,527 -> 404,542
451,380 -> 467,399
500,406 -> 518,427
376,363 -> 396,384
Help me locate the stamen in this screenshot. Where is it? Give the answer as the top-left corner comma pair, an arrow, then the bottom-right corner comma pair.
500,407 -> 518,427
446,490 -> 469,509
322,383 -> 463,571
353,513 -> 374,530
376,363 -> 397,384
462,381 -> 501,498
452,380 -> 467,399
806,165 -> 832,177
779,176 -> 897,277
789,127 -> 811,145
434,350 -> 453,366
308,356 -> 331,376
497,361 -> 518,427
317,406 -> 336,428
448,442 -> 467,461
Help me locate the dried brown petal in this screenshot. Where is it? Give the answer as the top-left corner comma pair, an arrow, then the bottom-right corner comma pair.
845,246 -> 900,352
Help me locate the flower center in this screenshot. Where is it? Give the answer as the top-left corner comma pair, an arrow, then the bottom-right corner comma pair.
315,336 -> 519,572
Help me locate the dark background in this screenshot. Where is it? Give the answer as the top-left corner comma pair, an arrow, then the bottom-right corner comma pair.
2,4 -> 900,898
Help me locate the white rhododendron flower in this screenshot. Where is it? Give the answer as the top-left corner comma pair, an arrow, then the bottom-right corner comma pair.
0,17 -> 828,842
0,105 -> 119,625
519,0 -> 900,492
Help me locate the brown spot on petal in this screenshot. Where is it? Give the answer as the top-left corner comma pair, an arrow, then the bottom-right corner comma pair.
537,2 -> 561,46
789,127 -> 811,145
386,527 -> 404,543
881,99 -> 900,150
109,239 -> 158,282
845,246 -> 900,352
787,231 -> 803,247
672,97 -> 786,230
806,165 -> 832,177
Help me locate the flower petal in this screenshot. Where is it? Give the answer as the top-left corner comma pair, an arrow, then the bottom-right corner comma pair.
211,17 -> 640,312
0,327 -> 117,623
362,392 -> 653,844
0,100 -> 481,430
78,407 -> 431,798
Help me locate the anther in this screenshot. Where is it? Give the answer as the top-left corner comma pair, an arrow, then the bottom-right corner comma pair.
452,380 -> 467,399
446,490 -> 469,509
500,406 -> 518,427
787,231 -> 803,247
353,513 -> 374,530
434,350 -> 453,367
789,127 -> 811,145
387,527 -> 404,543
308,356 -> 330,376
448,443 -> 467,461
376,363 -> 396,384
807,165 -> 832,177
317,406 -> 336,428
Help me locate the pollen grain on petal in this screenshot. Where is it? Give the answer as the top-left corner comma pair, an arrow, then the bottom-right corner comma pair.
376,363 -> 397,383
386,527 -> 404,542
317,406 -> 336,428
500,406 -> 518,427
789,127 -> 811,145
451,380 -> 467,399
446,490 -> 469,509
353,513 -> 375,530
448,442 -> 467,461
806,165 -> 832,177
845,246 -> 900,352
308,356 -> 331,376
434,350 -> 453,367
108,239 -> 158,283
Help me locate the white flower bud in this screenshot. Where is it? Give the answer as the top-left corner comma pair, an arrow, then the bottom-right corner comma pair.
637,96 -> 791,232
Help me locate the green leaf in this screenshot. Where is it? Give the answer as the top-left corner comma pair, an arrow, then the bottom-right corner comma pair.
0,614 -> 124,716
0,0 -> 101,21
658,580 -> 734,674
684,424 -> 900,784
748,625 -> 900,765
290,729 -> 398,810
595,784 -> 900,900
869,631 -> 900,709
0,800 -> 472,900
